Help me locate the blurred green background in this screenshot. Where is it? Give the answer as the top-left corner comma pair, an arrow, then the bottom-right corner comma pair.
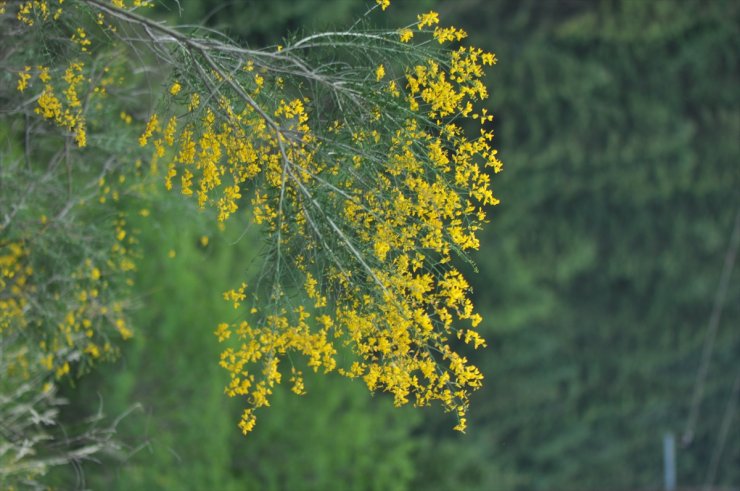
56,0 -> 739,489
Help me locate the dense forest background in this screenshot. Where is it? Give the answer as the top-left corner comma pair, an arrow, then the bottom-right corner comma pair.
52,0 -> 739,489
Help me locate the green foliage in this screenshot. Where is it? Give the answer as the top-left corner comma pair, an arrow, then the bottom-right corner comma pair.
79,200 -> 244,490
7,0 -> 738,489
164,0 -> 359,45
234,374 -> 418,491
6,0 -> 489,486
1,15 -> 148,484
163,1 -> 739,488
437,0 -> 740,488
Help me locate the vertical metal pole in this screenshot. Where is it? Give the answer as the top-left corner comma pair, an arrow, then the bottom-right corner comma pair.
664,432 -> 676,491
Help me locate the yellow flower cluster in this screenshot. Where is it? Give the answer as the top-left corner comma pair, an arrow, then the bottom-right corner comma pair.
16,0 -> 64,26
13,0 -> 136,148
140,80 -> 316,226
0,219 -> 136,384
5,0 -> 503,444
0,242 -> 33,335
4,2 -> 149,406
417,11 -> 440,29
224,282 -> 247,309
16,66 -> 32,92
376,64 -> 386,81
169,81 -> 182,96
398,11 -> 469,45
135,9 -> 502,435
16,62 -> 90,147
71,27 -> 92,52
111,0 -> 152,9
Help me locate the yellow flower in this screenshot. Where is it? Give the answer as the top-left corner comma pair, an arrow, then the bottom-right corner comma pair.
417,11 -> 440,28
223,282 -> 247,309
482,52 -> 497,65
433,26 -> 467,44
375,0 -> 390,11
215,323 -> 231,342
375,64 -> 385,82
169,81 -> 182,95
38,65 -> 50,83
17,67 -> 32,92
188,93 -> 200,111
116,318 -> 133,340
399,28 -> 414,43
139,113 -> 159,147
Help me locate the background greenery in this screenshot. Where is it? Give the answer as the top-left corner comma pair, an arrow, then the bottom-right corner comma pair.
53,0 -> 739,489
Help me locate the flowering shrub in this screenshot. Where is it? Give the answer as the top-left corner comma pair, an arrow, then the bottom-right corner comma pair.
1,0 -> 500,479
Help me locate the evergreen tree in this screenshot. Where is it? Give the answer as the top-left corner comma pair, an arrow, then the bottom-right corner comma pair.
419,0 -> 740,488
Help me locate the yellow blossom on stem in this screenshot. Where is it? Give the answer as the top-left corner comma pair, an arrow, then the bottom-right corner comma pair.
399,28 -> 414,43
375,64 -> 385,81
17,66 -> 31,92
417,11 -> 440,29
376,0 -> 390,11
